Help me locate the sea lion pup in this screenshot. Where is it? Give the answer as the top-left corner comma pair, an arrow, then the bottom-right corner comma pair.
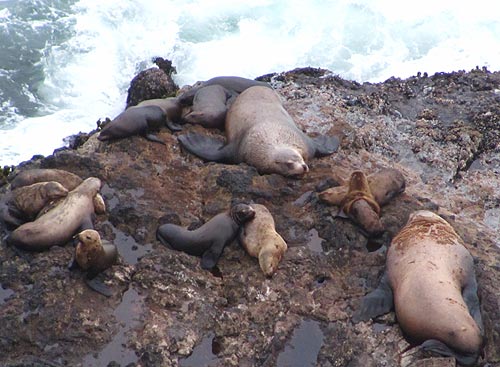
136,97 -> 185,131
182,84 -> 233,129
178,75 -> 271,105
6,177 -> 103,251
318,168 -> 405,206
69,229 -> 118,297
10,181 -> 69,221
178,86 -> 340,177
97,105 -> 167,144
156,203 -> 256,270
10,168 -> 83,191
354,210 -> 483,366
238,204 -> 287,277
337,171 -> 384,237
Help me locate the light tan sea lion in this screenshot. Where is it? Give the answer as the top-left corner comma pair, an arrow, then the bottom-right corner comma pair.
11,181 -> 68,220
69,229 -> 118,297
178,86 -> 340,177
354,210 -> 483,366
318,168 -> 405,206
238,204 -> 287,277
6,177 -> 102,251
156,203 -> 256,270
10,168 -> 83,191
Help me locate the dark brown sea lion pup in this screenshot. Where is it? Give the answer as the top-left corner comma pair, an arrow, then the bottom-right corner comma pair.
353,210 -> 483,366
69,229 -> 118,297
156,203 -> 256,270
178,86 -> 340,177
238,204 -> 287,277
10,168 -> 83,191
136,97 -> 185,131
319,168 -> 405,207
182,84 -> 233,129
178,75 -> 270,105
337,171 -> 384,237
6,177 -> 102,251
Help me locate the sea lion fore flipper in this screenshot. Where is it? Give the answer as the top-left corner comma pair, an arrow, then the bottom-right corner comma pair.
462,278 -> 484,333
311,134 -> 340,157
85,277 -> 113,297
200,239 -> 226,270
144,133 -> 166,145
178,132 -> 235,163
353,273 -> 393,323
420,340 -> 478,366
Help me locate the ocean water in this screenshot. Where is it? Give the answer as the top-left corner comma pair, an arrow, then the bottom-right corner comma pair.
1,0 -> 499,166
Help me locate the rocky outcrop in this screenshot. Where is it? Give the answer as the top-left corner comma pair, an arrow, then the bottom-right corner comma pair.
0,67 -> 499,367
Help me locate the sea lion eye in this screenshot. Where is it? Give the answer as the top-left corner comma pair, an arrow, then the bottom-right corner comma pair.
86,235 -> 92,240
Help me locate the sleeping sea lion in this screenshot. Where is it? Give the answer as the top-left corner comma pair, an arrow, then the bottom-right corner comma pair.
69,229 -> 118,297
318,168 -> 405,206
337,171 -> 384,237
98,105 -> 168,144
238,204 -> 287,277
354,210 -> 483,366
178,86 -> 340,177
156,203 -> 256,270
136,97 -> 185,131
10,168 -> 83,191
6,177 -> 102,251
182,84 -> 233,129
178,76 -> 270,105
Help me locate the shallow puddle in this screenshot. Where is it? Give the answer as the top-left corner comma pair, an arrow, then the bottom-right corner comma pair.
306,228 -> 324,253
179,333 -> 221,367
277,319 -> 325,367
82,287 -> 144,367
111,225 -> 153,265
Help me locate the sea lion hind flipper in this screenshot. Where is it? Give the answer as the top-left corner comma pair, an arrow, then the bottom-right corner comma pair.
178,132 -> 234,163
311,134 -> 340,157
200,239 -> 226,270
353,273 -> 393,323
462,278 -> 484,333
165,119 -> 183,132
144,133 -> 166,145
85,277 -> 113,297
421,339 -> 479,366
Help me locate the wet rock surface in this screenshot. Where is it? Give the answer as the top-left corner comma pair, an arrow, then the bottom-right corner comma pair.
1,67 -> 499,367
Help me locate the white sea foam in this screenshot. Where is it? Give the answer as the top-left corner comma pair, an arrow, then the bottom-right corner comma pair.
1,0 -> 500,166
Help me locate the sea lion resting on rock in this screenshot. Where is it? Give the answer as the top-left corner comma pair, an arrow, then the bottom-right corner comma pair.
10,168 -> 83,191
7,177 -> 103,251
156,203 -> 256,270
178,86 -> 340,177
354,210 -> 483,366
238,204 -> 287,277
69,229 -> 118,297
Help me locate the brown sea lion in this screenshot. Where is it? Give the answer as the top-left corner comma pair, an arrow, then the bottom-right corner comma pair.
6,177 -> 102,251
97,105 -> 168,144
178,75 -> 270,105
182,84 -> 233,129
10,181 -> 69,221
136,97 -> 185,131
337,171 -> 384,237
318,168 -> 406,206
178,86 -> 340,177
156,203 -> 256,270
10,168 -> 83,191
238,204 -> 287,277
354,210 -> 483,366
69,229 -> 118,297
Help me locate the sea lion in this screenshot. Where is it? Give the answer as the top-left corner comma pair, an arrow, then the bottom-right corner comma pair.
156,203 -> 256,270
337,171 -> 384,237
36,192 -> 106,219
6,177 -> 102,251
238,204 -> 287,277
69,229 -> 118,297
178,76 -> 270,105
354,210 -> 483,366
10,181 -> 69,221
136,97 -> 185,131
10,168 -> 83,191
318,168 -> 406,206
178,86 -> 340,177
182,84 -> 233,129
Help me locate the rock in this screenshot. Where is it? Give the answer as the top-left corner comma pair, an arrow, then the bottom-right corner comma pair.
0,67 -> 499,366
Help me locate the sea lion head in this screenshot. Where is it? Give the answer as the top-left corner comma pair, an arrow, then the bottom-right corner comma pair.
230,203 -> 256,225
41,181 -> 69,199
271,147 -> 309,177
258,240 -> 285,277
74,229 -> 103,270
93,194 -> 106,214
